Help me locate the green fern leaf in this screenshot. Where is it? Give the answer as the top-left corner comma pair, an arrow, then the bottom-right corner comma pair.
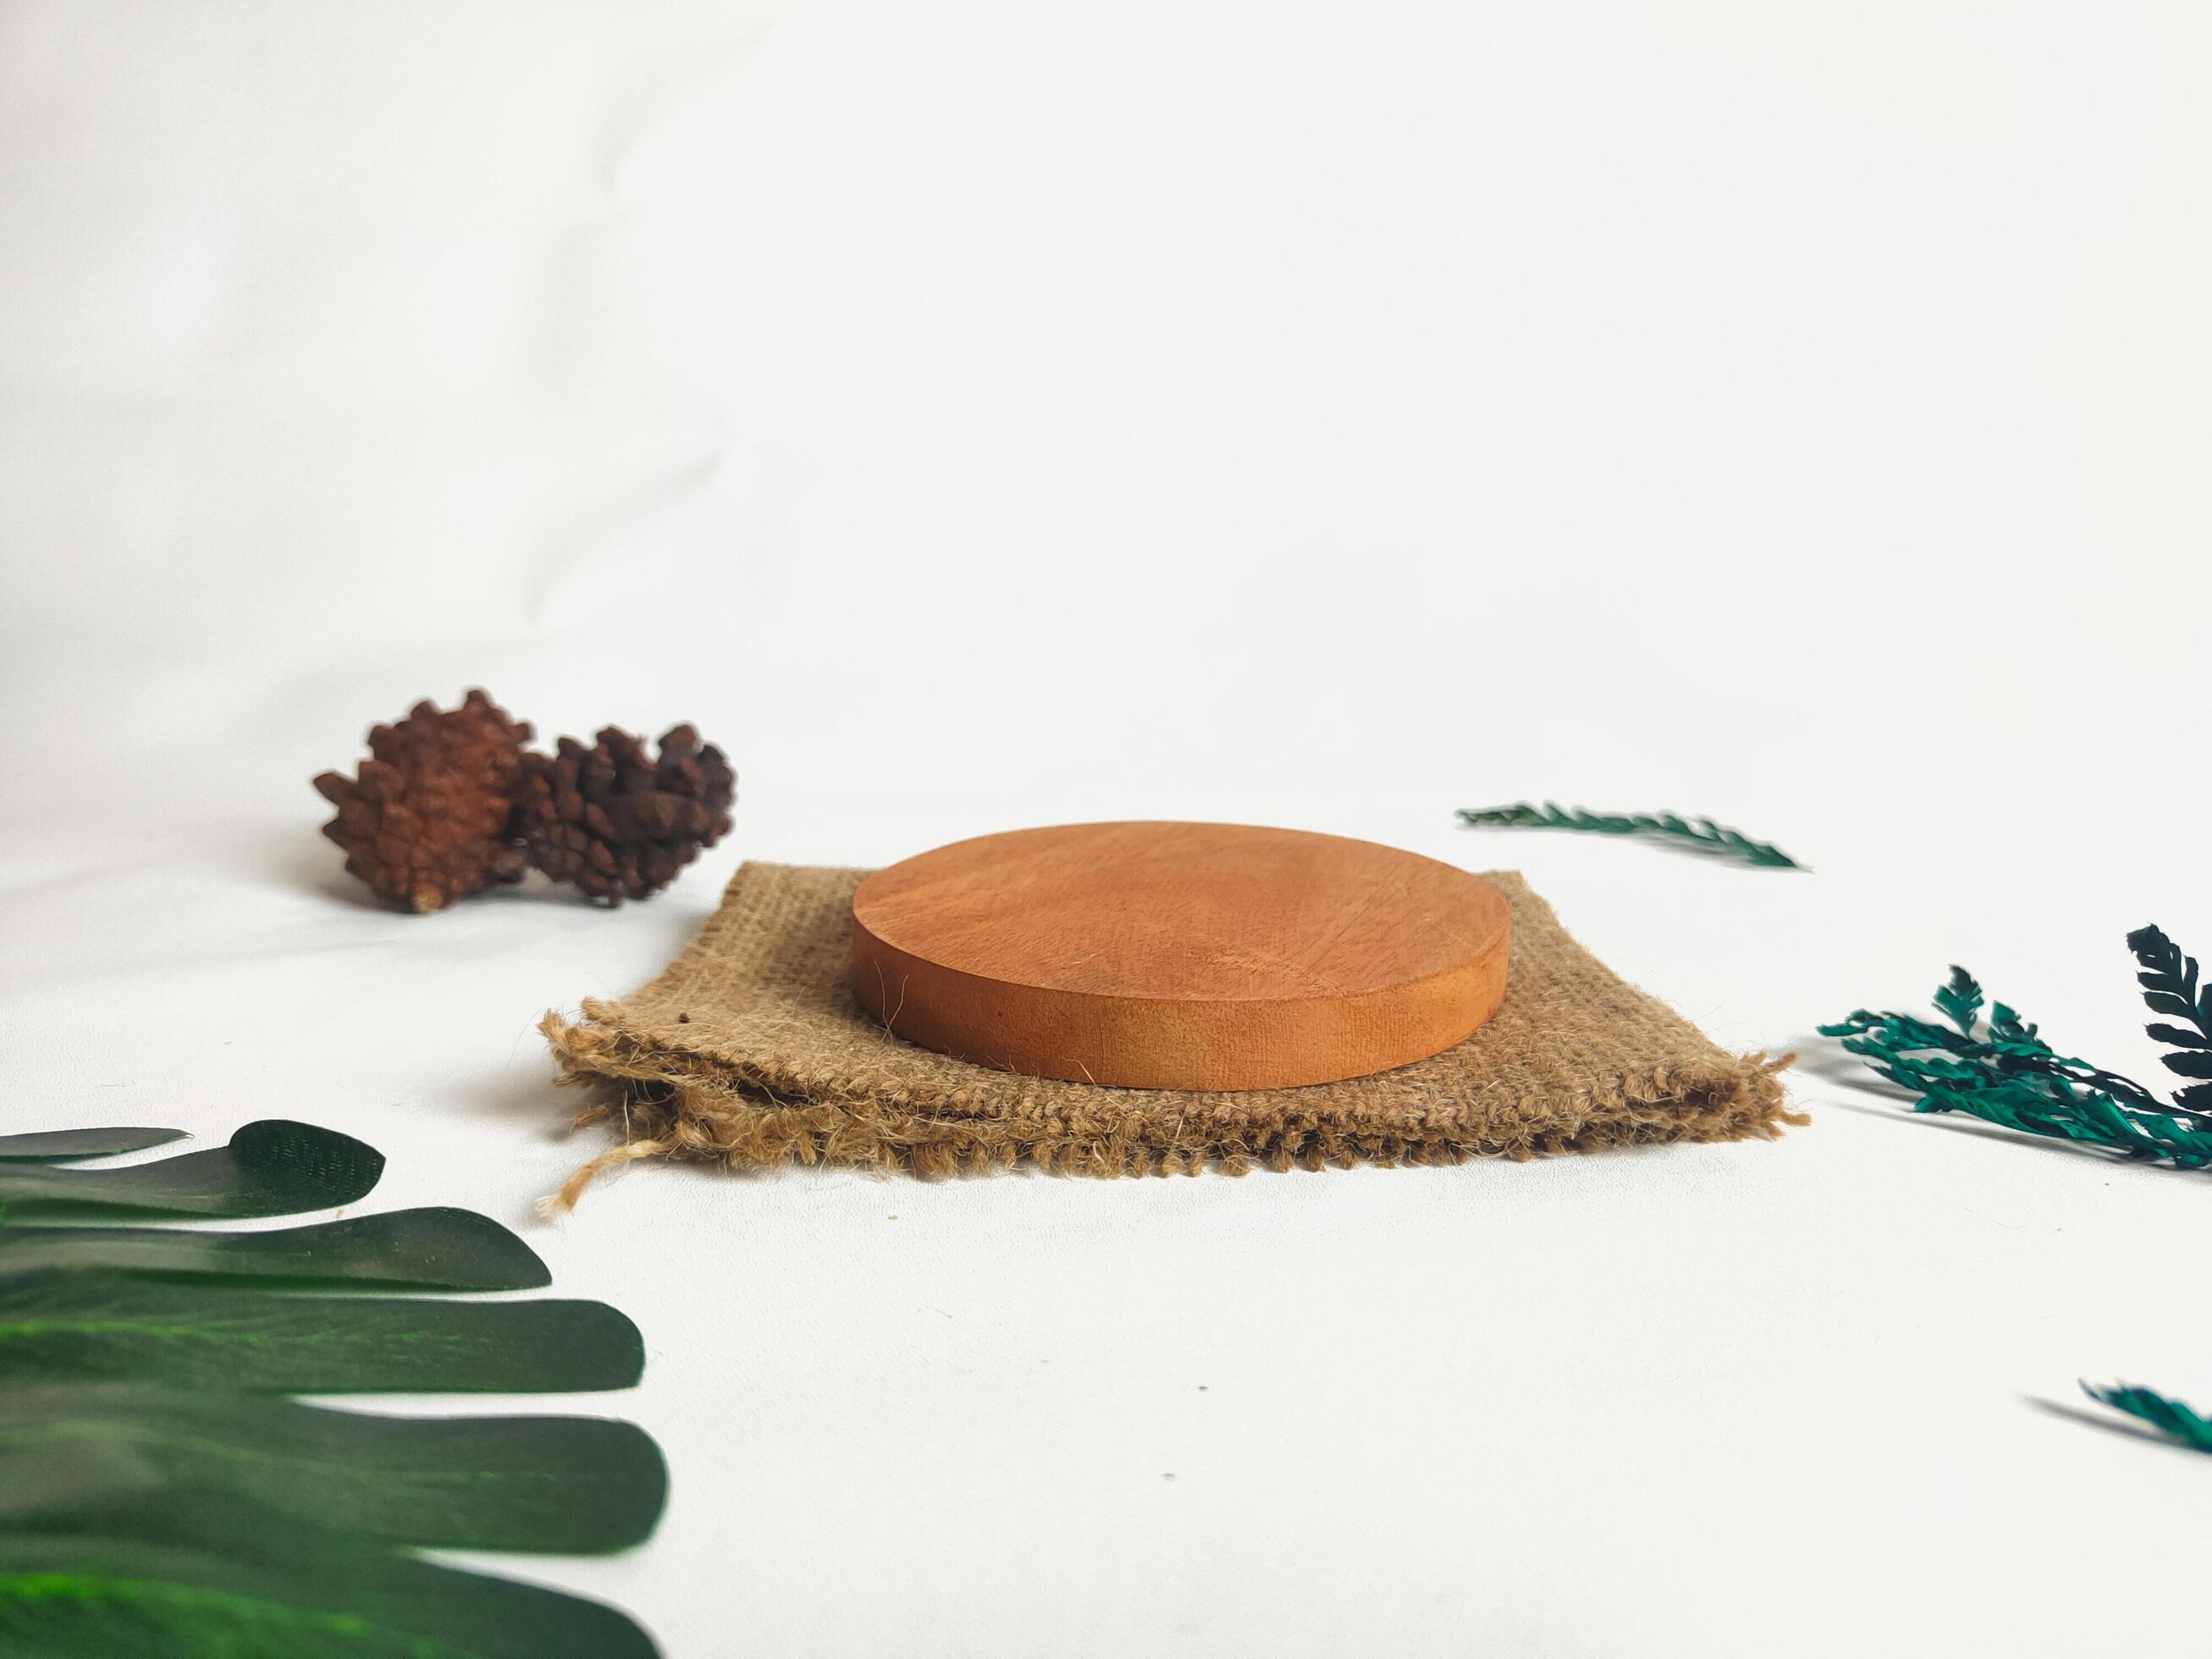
1933,967 -> 1983,1036
2146,1023 -> 2212,1050
1455,802 -> 1800,868
2082,1381 -> 2212,1452
1823,938 -> 2212,1165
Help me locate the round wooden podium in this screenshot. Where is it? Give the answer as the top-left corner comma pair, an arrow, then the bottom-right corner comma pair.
850,822 -> 1509,1090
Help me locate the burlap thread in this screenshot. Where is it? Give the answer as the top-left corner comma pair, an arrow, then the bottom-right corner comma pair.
542,863 -> 1800,1206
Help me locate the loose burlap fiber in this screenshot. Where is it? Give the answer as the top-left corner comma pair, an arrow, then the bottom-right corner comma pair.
542,863 -> 1799,1204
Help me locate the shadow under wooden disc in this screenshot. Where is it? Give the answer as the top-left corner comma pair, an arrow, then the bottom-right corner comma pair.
850,822 -> 1511,1090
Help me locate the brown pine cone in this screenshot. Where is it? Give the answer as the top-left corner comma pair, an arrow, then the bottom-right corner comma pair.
516,723 -> 736,905
312,690 -> 532,912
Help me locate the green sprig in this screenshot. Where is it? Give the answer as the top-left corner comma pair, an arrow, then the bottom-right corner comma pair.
2128,925 -> 2212,1120
1820,940 -> 2212,1168
2082,1382 -> 2212,1452
1456,802 -> 1800,868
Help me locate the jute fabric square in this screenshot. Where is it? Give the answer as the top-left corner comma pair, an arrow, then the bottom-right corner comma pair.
543,863 -> 1798,1204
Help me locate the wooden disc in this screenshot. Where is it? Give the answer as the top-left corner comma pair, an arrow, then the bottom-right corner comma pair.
849,822 -> 1510,1090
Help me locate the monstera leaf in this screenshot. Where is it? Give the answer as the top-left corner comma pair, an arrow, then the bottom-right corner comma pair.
0,1385 -> 665,1552
0,1121 -> 382,1217
0,1208 -> 551,1290
0,1488 -> 659,1659
0,1122 -> 667,1656
0,1127 -> 188,1161
0,1270 -> 644,1392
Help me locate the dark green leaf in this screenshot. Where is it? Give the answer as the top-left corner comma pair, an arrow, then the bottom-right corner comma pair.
2082,1381 -> 2212,1452
1933,967 -> 1983,1036
0,1122 -> 382,1219
2128,925 -> 2212,1105
0,1488 -> 659,1658
1823,957 -> 2212,1165
0,1271 -> 643,1392
0,1208 -> 549,1291
0,1129 -> 187,1163
2124,939 -> 2168,973
2145,1022 -> 2212,1050
0,1385 -> 663,1552
2127,923 -> 2185,978
2129,924 -> 2209,1035
1456,801 -> 1801,868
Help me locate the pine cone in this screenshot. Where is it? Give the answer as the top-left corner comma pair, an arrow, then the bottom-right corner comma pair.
516,724 -> 736,905
312,690 -> 532,912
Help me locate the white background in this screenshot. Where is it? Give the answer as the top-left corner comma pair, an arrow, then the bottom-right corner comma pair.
3,3 -> 2210,1655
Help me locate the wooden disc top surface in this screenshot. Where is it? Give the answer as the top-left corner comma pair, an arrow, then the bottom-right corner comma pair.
849,822 -> 1510,1090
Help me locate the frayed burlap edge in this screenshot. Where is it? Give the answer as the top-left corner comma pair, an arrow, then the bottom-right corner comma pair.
540,863 -> 1802,1209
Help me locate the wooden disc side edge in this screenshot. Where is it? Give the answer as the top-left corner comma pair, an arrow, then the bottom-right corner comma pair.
850,910 -> 1511,1091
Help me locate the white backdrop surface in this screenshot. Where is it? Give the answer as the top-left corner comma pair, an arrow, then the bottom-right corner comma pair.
3,3 -> 2210,1656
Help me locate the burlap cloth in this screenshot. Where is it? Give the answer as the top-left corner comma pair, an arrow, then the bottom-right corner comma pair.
541,863 -> 1800,1204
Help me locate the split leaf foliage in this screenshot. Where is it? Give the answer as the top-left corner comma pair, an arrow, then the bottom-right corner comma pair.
0,1489 -> 658,1659
1456,802 -> 1800,868
0,1120 -> 382,1218
0,1128 -> 188,1161
0,1270 -> 645,1392
0,1120 -> 664,1656
0,1384 -> 665,1552
0,1207 -> 550,1290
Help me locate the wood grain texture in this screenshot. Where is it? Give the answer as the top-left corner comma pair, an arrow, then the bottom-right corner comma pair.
849,822 -> 1511,1090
